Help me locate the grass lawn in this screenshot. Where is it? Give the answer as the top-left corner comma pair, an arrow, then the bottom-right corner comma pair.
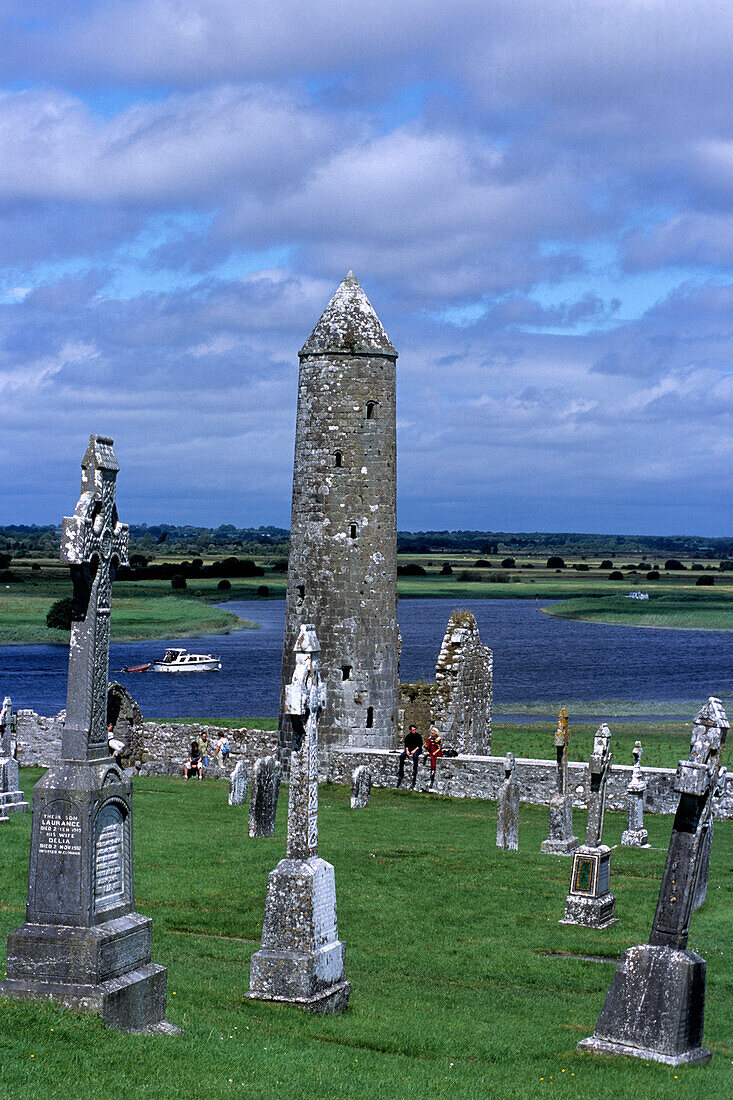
492,721 -> 695,770
0,771 -> 731,1098
544,592 -> 733,631
0,594 -> 250,646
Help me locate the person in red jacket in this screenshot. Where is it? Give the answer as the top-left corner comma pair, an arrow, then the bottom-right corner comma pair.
424,727 -> 443,787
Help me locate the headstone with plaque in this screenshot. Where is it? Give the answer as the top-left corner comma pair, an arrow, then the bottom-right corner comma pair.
561,723 -> 617,929
248,625 -> 350,1013
541,709 -> 578,855
0,697 -> 29,818
578,698 -> 729,1066
0,436 -> 174,1032
249,755 -> 281,837
496,751 -> 519,850
621,740 -> 649,847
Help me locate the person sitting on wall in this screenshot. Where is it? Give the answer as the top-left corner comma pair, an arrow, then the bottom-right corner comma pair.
184,740 -> 203,780
424,727 -> 443,788
397,724 -> 423,789
199,730 -> 210,767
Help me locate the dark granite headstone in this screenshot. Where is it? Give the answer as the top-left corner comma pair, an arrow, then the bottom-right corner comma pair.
562,724 -> 617,928
0,436 -> 175,1033
249,625 -> 350,1012
0,697 -> 29,818
541,709 -> 578,855
578,697 -> 729,1065
496,752 -> 519,850
249,755 -> 281,837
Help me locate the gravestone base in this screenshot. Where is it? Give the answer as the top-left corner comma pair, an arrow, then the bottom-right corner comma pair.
0,759 -> 29,815
248,856 -> 349,1015
561,846 -> 617,929
0,911 -> 173,1031
577,945 -> 709,1066
541,797 -> 577,856
620,827 -> 649,847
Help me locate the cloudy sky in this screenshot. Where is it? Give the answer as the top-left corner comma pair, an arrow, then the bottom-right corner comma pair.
1,1 -> 731,534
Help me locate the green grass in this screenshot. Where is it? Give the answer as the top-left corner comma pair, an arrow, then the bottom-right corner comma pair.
492,721 -> 694,770
494,699 -> 716,717
0,770 -> 731,1098
544,592 -> 733,631
0,594 -> 251,646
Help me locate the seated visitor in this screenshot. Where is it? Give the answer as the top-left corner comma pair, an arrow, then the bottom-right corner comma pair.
184,740 -> 203,780
397,724 -> 423,789
199,730 -> 210,767
424,727 -> 443,787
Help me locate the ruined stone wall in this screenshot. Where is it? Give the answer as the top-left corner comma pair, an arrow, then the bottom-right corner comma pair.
326,747 -> 733,819
279,275 -> 398,753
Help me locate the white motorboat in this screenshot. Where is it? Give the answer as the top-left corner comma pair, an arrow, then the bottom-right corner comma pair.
151,648 -> 222,673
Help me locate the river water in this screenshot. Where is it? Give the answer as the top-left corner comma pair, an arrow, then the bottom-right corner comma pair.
0,599 -> 730,721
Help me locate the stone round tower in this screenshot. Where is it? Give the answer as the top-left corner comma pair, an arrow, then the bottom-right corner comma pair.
279,272 -> 398,753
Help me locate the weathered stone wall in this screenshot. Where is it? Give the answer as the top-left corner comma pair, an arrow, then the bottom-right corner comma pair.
326,747 -> 733,819
279,274 -> 399,754
15,708 -> 277,778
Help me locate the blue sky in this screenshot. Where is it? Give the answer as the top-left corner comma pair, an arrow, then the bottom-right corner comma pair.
1,1 -> 732,534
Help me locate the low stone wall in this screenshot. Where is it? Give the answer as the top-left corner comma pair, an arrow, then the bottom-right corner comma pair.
326,747 -> 733,819
15,709 -> 277,779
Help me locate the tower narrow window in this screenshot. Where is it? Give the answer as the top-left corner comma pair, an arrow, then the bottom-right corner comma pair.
366,706 -> 374,728
334,450 -> 343,468
349,524 -> 357,539
296,584 -> 305,601
341,665 -> 352,681
366,401 -> 377,420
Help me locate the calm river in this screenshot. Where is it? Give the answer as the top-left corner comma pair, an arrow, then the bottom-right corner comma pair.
0,599 -> 730,721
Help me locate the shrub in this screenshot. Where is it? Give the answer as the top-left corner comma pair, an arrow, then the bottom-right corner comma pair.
488,571 -> 510,583
271,559 -> 289,572
474,559 -> 493,568
217,578 -> 231,590
646,570 -> 660,580
46,596 -> 73,630
31,563 -> 41,571
665,559 -> 685,570
457,570 -> 483,582
546,556 -> 565,568
572,563 -> 589,571
256,585 -> 270,596
397,564 -> 427,576
696,575 -> 715,586
720,560 -> 733,571
191,558 -> 203,571
171,574 -> 187,590
501,557 -> 516,568
600,560 -> 613,569
609,571 -> 624,580
129,554 -> 149,568
440,563 -> 453,575
0,552 -> 12,569
522,563 -> 534,569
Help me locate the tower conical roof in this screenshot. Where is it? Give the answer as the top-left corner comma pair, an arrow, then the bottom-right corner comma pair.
299,272 -> 397,357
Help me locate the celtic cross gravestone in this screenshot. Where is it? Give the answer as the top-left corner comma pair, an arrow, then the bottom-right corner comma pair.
0,697 -> 29,818
0,436 -> 174,1032
541,709 -> 578,855
249,624 -> 350,1012
621,740 -> 649,847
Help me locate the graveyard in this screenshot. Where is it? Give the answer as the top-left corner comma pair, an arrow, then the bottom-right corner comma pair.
0,769 -> 732,1099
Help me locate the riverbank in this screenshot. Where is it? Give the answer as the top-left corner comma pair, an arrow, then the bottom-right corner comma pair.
0,594 -> 252,646
543,592 -> 733,631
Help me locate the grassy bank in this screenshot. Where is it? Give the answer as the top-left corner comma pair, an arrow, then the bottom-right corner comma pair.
544,592 -> 733,631
0,594 -> 250,646
0,771 -> 731,1099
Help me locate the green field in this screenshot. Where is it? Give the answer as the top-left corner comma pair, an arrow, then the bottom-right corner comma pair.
544,593 -> 733,631
0,770 -> 731,1099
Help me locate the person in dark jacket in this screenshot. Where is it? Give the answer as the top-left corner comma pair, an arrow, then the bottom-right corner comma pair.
184,740 -> 203,780
397,725 -> 423,789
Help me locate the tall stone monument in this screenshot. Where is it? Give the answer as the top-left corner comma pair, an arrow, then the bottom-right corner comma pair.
0,697 -> 29,818
279,273 -> 398,755
562,723 -> 617,928
250,625 -> 350,1012
0,436 -> 173,1032
496,751 -> 519,850
578,698 -> 729,1065
541,709 -> 578,855
621,740 -> 649,847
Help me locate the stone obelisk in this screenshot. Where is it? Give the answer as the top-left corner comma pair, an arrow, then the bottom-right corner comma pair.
250,625 -> 350,1013
279,273 -> 398,756
0,436 -> 174,1032
578,698 -> 729,1065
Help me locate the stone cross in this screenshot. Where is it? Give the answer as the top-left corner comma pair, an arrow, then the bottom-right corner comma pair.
555,708 -> 569,797
61,435 -> 129,762
283,624 -> 326,860
496,751 -> 519,850
0,697 -> 12,757
578,698 -> 729,1065
621,740 -> 648,846
541,708 -> 578,855
585,723 -> 612,847
649,697 -> 728,950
